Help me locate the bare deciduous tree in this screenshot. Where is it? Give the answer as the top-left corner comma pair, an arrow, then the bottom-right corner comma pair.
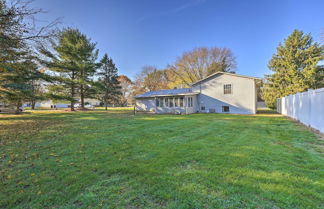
117,75 -> 133,106
0,0 -> 59,44
133,66 -> 170,93
170,47 -> 236,86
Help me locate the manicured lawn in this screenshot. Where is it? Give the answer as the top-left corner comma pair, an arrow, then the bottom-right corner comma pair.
1,109 -> 323,208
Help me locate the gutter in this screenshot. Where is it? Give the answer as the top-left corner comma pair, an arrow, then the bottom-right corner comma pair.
135,92 -> 199,99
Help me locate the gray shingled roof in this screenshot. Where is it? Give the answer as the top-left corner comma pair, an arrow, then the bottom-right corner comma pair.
135,88 -> 196,98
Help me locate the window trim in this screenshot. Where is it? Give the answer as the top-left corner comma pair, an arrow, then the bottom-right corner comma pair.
187,97 -> 193,107
169,97 -> 174,107
165,98 -> 169,107
222,106 -> 230,113
180,97 -> 184,107
224,84 -> 232,94
159,98 -> 164,107
156,98 -> 160,107
174,97 -> 178,107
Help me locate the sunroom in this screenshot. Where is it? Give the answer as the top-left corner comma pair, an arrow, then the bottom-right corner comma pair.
155,95 -> 197,114
134,88 -> 199,114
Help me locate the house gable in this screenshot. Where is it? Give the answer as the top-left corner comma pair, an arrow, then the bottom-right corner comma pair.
191,72 -> 260,87
191,73 -> 257,114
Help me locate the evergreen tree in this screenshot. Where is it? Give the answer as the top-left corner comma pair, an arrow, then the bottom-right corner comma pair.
0,0 -> 51,113
39,28 -> 98,111
76,34 -> 98,108
314,65 -> 324,89
96,54 -> 121,110
0,53 -> 41,112
263,30 -> 323,108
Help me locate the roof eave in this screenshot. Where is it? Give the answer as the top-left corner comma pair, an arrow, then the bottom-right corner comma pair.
135,92 -> 199,99
190,72 -> 262,86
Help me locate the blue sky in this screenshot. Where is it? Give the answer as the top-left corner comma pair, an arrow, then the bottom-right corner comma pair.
32,0 -> 324,79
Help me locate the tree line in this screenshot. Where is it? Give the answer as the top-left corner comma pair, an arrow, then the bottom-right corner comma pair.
1,0 -> 323,113
0,0 -> 126,112
0,0 -> 239,113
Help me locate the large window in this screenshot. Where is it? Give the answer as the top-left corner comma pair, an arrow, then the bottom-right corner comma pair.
180,97 -> 184,107
159,98 -> 164,107
158,97 -> 185,108
224,84 -> 232,94
187,97 -> 193,107
165,98 -> 169,107
169,98 -> 173,107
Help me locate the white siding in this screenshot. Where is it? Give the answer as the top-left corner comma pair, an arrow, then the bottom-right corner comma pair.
136,98 -> 155,112
192,74 -> 256,114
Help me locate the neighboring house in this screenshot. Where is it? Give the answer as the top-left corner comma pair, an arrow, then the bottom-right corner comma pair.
84,99 -> 101,106
23,101 -> 69,108
23,99 -> 101,109
135,72 -> 260,114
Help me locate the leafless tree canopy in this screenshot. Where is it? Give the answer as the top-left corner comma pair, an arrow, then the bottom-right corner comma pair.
117,75 -> 133,106
170,47 -> 236,85
0,0 -> 59,46
132,65 -> 170,97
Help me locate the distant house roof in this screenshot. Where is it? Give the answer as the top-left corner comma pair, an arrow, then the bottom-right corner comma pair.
135,88 -> 198,98
191,72 -> 261,86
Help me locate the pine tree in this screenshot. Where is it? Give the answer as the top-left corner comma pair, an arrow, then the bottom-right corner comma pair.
0,0 -> 56,113
76,34 -> 98,108
0,1 -> 41,112
96,54 -> 121,110
0,53 -> 41,112
263,30 -> 323,108
314,65 -> 324,89
39,28 -> 98,111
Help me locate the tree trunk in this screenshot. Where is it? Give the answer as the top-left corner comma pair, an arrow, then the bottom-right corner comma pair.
80,68 -> 85,108
80,84 -> 84,108
71,71 -> 75,111
15,101 -> 22,114
31,100 -> 35,110
105,102 -> 107,111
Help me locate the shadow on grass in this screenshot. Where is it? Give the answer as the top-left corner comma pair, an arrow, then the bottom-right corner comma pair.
257,108 -> 279,114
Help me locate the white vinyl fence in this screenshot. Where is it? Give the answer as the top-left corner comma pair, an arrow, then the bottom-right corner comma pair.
277,88 -> 324,134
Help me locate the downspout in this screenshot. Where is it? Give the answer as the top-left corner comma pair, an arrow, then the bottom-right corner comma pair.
185,96 -> 187,114
196,83 -> 202,113
199,83 -> 202,112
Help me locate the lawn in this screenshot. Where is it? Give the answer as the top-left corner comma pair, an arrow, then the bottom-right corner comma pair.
0,109 -> 323,209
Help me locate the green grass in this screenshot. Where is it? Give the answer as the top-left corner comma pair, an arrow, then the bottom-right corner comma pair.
0,109 -> 323,209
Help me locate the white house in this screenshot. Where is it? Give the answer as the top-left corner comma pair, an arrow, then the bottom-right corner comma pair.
135,72 -> 260,114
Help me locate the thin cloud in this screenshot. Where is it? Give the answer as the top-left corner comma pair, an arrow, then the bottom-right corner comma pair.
136,0 -> 207,23
173,0 -> 207,13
